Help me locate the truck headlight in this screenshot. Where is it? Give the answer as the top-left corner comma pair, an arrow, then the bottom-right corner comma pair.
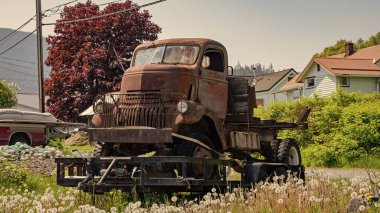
177,100 -> 189,114
94,102 -> 104,114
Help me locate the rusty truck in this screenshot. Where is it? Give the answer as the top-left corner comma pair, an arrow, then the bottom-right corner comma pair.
56,38 -> 310,193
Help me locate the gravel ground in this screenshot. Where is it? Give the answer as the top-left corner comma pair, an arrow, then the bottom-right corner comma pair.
306,167 -> 380,179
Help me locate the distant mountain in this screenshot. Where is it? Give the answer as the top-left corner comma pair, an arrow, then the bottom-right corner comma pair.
0,28 -> 50,94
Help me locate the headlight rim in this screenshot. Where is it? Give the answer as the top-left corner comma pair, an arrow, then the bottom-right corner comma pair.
177,100 -> 189,114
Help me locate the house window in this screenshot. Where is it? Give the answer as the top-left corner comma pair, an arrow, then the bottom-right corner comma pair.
317,64 -> 321,71
306,77 -> 315,88
288,74 -> 295,82
294,89 -> 300,99
340,76 -> 350,87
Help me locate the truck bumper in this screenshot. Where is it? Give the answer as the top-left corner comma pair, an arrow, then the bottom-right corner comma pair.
88,127 -> 173,144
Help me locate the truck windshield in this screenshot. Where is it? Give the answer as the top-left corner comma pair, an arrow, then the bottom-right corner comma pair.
133,45 -> 199,67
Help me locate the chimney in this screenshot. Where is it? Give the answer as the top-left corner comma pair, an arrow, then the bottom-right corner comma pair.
345,42 -> 355,57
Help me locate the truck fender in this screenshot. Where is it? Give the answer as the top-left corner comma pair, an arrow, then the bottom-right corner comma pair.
174,101 -> 205,125
173,108 -> 227,151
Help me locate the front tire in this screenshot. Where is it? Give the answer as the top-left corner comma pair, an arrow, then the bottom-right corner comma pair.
177,133 -> 219,179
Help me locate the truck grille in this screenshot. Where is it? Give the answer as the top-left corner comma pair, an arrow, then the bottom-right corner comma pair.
94,92 -> 185,128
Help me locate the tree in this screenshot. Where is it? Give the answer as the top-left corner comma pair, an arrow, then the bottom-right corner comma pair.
0,80 -> 18,108
317,32 -> 380,57
45,0 -> 161,122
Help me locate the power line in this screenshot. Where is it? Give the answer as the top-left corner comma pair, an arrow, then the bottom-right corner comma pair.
43,0 -> 79,13
0,65 -> 37,77
0,56 -> 37,64
43,0 -> 167,26
0,16 -> 36,43
0,29 -> 37,56
45,0 -> 124,17
0,61 -> 36,70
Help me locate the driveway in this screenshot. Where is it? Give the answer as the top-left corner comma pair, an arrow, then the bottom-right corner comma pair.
305,167 -> 379,179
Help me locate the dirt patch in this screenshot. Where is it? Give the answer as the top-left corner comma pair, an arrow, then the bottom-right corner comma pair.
64,132 -> 89,146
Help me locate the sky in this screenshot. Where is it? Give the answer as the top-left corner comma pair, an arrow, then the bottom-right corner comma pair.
0,0 -> 379,72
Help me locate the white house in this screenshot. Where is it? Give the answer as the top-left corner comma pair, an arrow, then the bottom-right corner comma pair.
255,69 -> 298,107
281,43 -> 380,98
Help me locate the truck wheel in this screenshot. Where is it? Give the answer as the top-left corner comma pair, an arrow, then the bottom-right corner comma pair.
177,133 -> 219,179
261,139 -> 280,162
93,142 -> 120,157
277,139 -> 301,166
92,142 -> 121,176
10,136 -> 30,145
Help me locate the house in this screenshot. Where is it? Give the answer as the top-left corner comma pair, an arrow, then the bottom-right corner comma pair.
255,68 -> 298,107
281,43 -> 380,98
16,93 -> 40,112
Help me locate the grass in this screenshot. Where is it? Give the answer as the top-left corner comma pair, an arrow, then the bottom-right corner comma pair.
65,144 -> 95,152
1,161 -> 379,212
345,155 -> 380,170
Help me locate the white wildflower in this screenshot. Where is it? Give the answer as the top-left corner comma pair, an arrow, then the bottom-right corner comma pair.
277,198 -> 284,204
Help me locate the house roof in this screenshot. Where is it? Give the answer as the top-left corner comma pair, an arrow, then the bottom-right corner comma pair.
314,58 -> 380,76
297,44 -> 380,82
255,69 -> 295,92
328,44 -> 380,59
279,73 -> 303,92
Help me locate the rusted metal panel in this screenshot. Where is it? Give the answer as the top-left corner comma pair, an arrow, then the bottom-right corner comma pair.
198,77 -> 228,120
88,127 -> 172,144
120,67 -> 193,96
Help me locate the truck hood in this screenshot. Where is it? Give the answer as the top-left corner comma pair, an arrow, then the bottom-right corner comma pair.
120,64 -> 194,96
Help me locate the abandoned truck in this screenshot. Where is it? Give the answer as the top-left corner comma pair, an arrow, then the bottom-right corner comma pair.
56,38 -> 310,193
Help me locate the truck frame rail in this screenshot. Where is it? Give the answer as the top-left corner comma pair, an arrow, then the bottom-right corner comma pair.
56,156 -> 304,194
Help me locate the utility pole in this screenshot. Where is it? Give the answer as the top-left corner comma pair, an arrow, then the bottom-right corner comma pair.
36,0 -> 45,112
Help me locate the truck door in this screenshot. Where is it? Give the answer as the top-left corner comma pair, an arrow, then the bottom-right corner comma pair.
197,47 -> 228,120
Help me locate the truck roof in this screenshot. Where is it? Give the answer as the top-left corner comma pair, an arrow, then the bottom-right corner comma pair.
136,38 -> 226,50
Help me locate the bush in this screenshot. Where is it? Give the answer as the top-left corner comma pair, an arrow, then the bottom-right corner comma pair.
255,91 -> 380,167
0,158 -> 28,185
47,137 -> 65,150
0,80 -> 18,108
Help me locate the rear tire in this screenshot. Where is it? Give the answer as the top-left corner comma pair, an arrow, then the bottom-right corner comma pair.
10,136 -> 30,145
262,139 -> 280,162
277,139 -> 301,166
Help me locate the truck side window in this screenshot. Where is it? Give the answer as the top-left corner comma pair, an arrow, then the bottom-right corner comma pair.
203,49 -> 224,72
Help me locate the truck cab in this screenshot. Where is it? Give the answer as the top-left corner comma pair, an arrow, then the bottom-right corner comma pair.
90,39 -> 231,152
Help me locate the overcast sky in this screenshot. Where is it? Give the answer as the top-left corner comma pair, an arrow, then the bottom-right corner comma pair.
0,0 -> 379,72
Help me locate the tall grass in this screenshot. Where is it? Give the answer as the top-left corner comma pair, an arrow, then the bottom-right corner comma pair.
1,170 -> 379,212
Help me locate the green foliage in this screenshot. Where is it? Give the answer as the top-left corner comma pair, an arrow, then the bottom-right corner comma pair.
0,158 -> 28,185
47,137 -> 65,150
0,80 -> 18,108
255,91 -> 380,167
317,32 -> 380,57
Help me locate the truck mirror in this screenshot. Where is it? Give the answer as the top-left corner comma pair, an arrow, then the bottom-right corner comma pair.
227,66 -> 234,76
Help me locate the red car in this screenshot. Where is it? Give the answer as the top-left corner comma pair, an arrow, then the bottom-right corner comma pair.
0,109 -> 83,146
